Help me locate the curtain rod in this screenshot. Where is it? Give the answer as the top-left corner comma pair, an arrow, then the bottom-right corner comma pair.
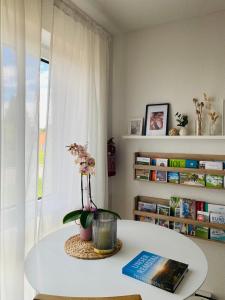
54,0 -> 112,40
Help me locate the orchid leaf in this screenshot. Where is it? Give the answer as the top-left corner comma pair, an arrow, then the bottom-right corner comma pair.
63,210 -> 83,224
80,211 -> 94,229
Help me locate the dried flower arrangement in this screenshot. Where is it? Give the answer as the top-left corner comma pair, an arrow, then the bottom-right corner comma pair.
193,97 -> 205,135
63,143 -> 120,229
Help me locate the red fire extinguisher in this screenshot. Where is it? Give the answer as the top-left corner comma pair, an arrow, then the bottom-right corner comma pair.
107,138 -> 116,177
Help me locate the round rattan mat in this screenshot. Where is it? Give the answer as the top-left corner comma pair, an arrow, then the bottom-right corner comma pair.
64,234 -> 122,260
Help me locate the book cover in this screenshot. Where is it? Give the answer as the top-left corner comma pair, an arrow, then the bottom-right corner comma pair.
187,224 -> 196,236
180,198 -> 196,219
169,197 -> 180,216
136,157 -> 151,165
208,204 -> 225,213
138,201 -> 157,213
151,170 -> 157,181
169,159 -> 186,168
196,211 -> 209,239
136,169 -> 150,181
199,161 -> 223,170
156,171 -> 167,182
122,251 -> 188,293
185,160 -> 199,169
205,175 -> 223,189
168,172 -> 179,184
139,216 -> 155,224
210,212 -> 225,242
180,173 -> 205,187
157,204 -> 170,228
173,207 -> 182,233
156,158 -> 168,167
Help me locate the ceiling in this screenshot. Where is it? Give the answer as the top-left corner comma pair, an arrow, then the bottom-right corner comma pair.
95,0 -> 225,32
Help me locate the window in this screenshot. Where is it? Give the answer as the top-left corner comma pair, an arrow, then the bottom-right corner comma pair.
38,58 -> 49,198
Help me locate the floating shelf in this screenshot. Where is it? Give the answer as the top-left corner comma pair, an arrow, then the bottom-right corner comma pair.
122,135 -> 225,140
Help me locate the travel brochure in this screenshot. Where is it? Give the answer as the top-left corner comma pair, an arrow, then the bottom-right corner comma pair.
135,157 -> 225,189
137,197 -> 225,242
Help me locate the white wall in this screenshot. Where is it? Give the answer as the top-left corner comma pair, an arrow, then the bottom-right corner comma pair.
111,11 -> 225,299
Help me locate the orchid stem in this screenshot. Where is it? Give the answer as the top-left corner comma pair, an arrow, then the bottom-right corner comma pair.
81,174 -> 84,209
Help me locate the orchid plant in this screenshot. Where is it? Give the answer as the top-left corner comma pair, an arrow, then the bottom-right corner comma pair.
63,143 -> 120,229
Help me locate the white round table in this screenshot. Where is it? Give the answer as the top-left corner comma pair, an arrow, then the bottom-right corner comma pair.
25,220 -> 207,300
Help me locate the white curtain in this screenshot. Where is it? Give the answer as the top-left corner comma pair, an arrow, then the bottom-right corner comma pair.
39,2 -> 110,238
0,0 -> 42,299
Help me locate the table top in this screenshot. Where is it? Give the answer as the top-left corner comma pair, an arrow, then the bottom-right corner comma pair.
25,220 -> 207,300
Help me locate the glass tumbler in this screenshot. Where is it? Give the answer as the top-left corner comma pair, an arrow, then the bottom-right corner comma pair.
92,212 -> 117,254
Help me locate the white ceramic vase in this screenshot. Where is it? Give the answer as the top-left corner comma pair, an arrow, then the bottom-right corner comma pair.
179,126 -> 188,136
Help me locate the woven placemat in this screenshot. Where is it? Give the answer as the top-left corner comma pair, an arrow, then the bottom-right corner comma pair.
65,234 -> 122,260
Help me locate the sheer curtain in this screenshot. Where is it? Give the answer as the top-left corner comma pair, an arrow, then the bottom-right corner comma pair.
39,1 -> 111,238
0,0 -> 41,299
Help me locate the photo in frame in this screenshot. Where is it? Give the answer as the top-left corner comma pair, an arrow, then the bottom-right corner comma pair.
128,118 -> 143,135
144,103 -> 169,136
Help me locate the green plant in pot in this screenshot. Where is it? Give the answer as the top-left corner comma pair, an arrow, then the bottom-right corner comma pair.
63,143 -> 120,241
175,112 -> 188,136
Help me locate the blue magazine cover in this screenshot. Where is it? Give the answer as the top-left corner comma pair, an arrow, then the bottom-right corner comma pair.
122,251 -> 188,293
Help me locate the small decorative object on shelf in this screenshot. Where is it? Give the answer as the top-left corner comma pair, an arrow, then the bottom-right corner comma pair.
63,143 -> 120,242
208,111 -> 219,136
193,97 -> 204,136
128,118 -> 143,136
175,112 -> 188,136
169,128 -> 179,136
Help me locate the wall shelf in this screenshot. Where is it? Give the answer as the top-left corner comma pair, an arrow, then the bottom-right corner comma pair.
134,151 -> 225,191
134,196 -> 225,244
122,135 -> 225,140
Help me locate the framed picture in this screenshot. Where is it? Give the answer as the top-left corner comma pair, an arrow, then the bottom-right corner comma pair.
144,103 -> 169,136
128,118 -> 143,135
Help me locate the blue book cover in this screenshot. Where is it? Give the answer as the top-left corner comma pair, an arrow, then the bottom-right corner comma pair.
122,251 -> 188,293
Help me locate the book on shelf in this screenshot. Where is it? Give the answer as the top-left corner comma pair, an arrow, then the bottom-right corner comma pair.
168,172 -> 179,184
199,161 -> 223,170
196,201 -> 206,213
173,207 -> 182,233
151,170 -> 157,181
210,212 -> 225,242
185,159 -> 199,169
157,204 -> 170,228
196,211 -> 209,239
156,171 -> 167,182
136,169 -> 150,181
122,251 -> 188,293
169,197 -> 181,216
169,159 -> 186,168
156,159 -> 168,183
180,198 -> 196,219
205,175 -> 223,189
187,224 -> 196,236
138,201 -> 157,213
156,158 -> 168,167
136,157 -> 151,165
180,173 -> 205,187
208,204 -> 225,214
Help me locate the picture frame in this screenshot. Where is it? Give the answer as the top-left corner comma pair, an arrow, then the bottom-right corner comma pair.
144,103 -> 169,136
128,118 -> 143,135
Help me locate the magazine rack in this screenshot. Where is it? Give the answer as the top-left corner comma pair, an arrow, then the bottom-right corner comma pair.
134,152 -> 225,190
134,195 -> 225,244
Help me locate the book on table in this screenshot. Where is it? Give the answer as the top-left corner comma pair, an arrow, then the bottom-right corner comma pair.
122,251 -> 188,293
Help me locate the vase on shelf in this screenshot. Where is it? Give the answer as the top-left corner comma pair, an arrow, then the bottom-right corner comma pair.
209,120 -> 216,136
92,212 -> 117,254
195,119 -> 202,136
179,126 -> 188,136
